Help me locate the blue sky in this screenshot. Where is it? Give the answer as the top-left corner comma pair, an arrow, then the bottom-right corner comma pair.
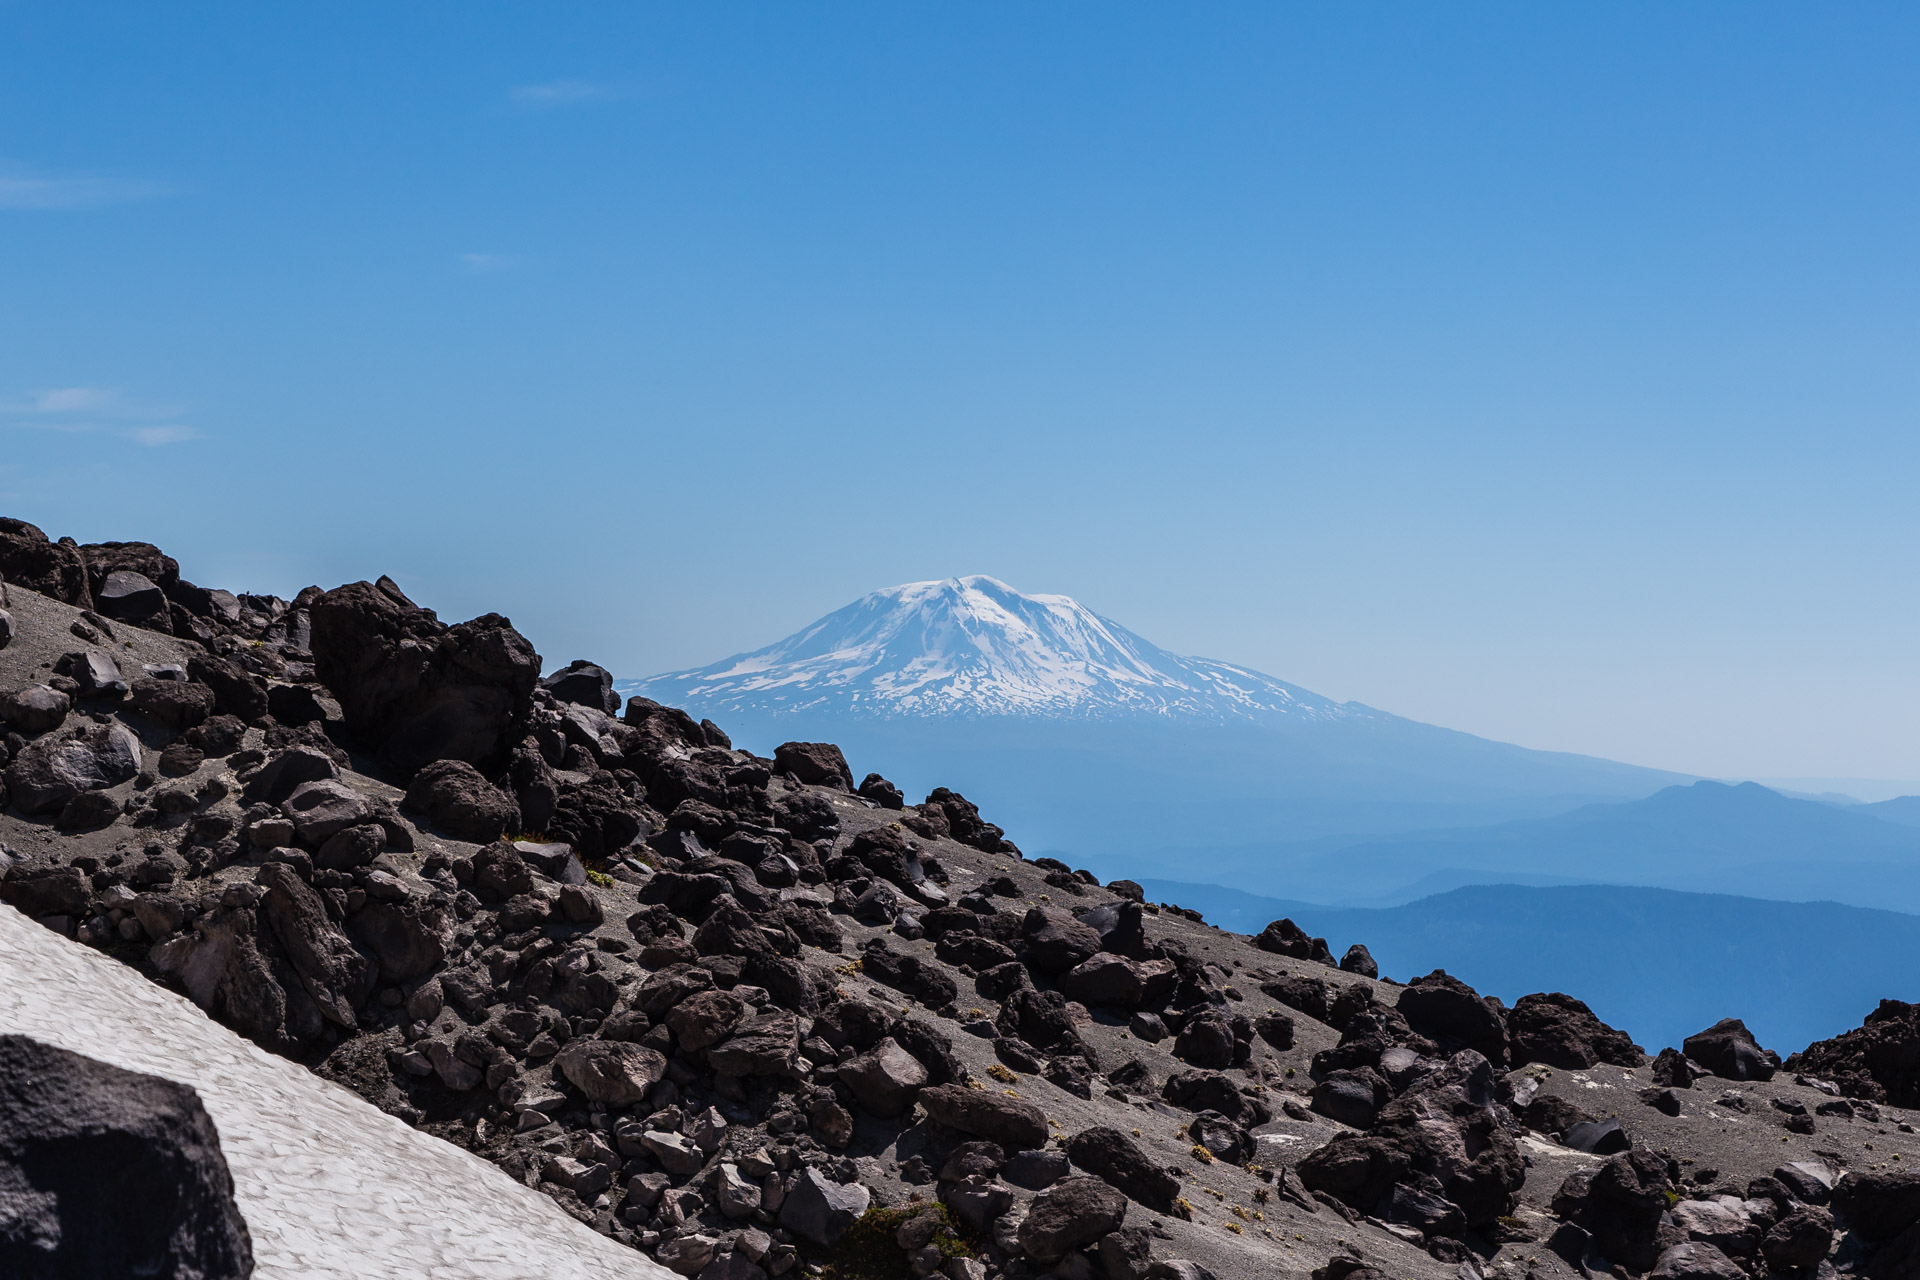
4,4 -> 1918,782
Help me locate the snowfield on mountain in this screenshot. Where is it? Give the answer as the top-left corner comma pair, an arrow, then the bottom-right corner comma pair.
635,576 -> 1363,724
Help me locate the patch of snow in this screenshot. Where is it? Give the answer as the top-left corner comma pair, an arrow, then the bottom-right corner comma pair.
0,904 -> 673,1280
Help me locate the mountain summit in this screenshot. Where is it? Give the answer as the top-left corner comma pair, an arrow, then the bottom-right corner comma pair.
634,574 -> 1365,724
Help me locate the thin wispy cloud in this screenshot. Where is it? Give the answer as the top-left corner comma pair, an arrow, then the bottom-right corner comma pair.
510,79 -> 619,109
123,425 -> 202,447
4,385 -> 201,446
459,252 -> 516,274
0,165 -> 173,211
22,386 -> 126,414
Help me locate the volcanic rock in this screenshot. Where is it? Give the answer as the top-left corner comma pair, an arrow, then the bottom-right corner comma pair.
0,1035 -> 252,1278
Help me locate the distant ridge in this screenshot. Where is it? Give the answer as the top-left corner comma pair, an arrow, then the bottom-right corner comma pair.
1267,778 -> 1920,912
1136,878 -> 1920,1054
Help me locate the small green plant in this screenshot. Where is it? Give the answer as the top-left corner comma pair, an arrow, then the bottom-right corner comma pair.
585,869 -> 614,888
1190,1145 -> 1215,1164
987,1064 -> 1017,1084
817,1204 -> 978,1279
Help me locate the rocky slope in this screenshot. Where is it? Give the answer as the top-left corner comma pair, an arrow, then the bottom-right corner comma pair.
1,516 -> 1918,1280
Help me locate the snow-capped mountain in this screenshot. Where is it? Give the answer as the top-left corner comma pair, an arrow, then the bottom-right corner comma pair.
625,574 -> 1688,858
629,575 -> 1373,724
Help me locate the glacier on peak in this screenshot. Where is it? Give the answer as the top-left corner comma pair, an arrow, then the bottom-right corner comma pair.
629,574 -> 1373,723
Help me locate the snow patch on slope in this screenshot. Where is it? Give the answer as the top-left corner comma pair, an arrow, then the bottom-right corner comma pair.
0,904 -> 673,1280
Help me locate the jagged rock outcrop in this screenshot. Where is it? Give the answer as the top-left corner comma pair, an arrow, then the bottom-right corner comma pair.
310,576 -> 540,777
1508,991 -> 1643,1069
1785,999 -> 1920,1107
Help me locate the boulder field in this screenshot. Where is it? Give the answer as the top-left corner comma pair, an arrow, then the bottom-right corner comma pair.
1,516 -> 1918,1280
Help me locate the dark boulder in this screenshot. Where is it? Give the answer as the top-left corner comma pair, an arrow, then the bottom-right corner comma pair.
403,759 -> 520,843
309,576 -> 540,778
515,840 -> 587,887
1253,1010 -> 1295,1050
1550,1146 -> 1680,1272
5,720 -> 142,814
1060,952 -> 1173,1009
1683,1018 -> 1779,1082
858,772 -> 904,809
1651,1047 -> 1702,1088
664,989 -> 744,1051
1761,1206 -> 1834,1272
78,540 -> 180,596
707,1010 -> 801,1078
1022,906 -> 1103,976
778,1168 -> 870,1248
95,570 -> 170,630
1254,918 -> 1335,965
54,650 -> 128,699
128,676 -> 216,731
0,519 -> 90,607
256,861 -> 370,1028
1397,970 -> 1508,1068
1563,1118 -> 1632,1156
282,780 -> 373,844
1163,1070 -> 1269,1128
1313,1068 -> 1389,1128
1261,973 -> 1331,1024
188,655 -> 271,723
0,866 -> 92,920
554,1039 -> 667,1106
1065,1126 -> 1180,1213
1073,899 -> 1155,960
1829,1171 -> 1920,1243
1509,992 -> 1643,1069
265,684 -> 338,729
1188,1110 -> 1252,1163
1298,1051 -> 1524,1233
1017,1176 -> 1128,1263
346,896 -> 448,982
0,1036 -> 252,1279
837,1037 -> 930,1118
55,789 -> 121,831
547,776 -> 643,860
0,685 -> 71,735
912,787 -> 1014,854
1339,943 -> 1379,978
506,742 -> 559,834
772,741 -> 854,791
860,939 -> 958,1008
1173,1009 -> 1240,1070
935,932 -> 1018,971
1651,1242 -> 1748,1280
776,789 -> 841,843
540,659 -> 620,715
996,988 -> 1083,1057
241,746 -> 338,806
919,1083 -> 1049,1149
1522,1093 -> 1595,1140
